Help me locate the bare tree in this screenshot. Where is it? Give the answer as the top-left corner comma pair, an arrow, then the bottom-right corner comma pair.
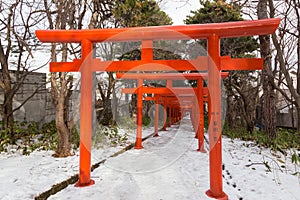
257,0 -> 277,138
43,0 -> 88,157
0,1 -> 46,131
268,0 -> 300,131
225,71 -> 260,132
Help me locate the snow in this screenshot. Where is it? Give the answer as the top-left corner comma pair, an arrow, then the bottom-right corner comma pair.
0,118 -> 299,200
222,138 -> 300,199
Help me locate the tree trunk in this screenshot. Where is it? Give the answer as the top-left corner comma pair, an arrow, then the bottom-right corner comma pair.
2,94 -> 14,131
243,92 -> 258,133
297,108 -> 300,131
130,94 -> 137,118
0,41 -> 14,131
53,93 -> 72,157
43,0 -> 87,157
144,101 -> 151,118
258,0 -> 277,139
296,98 -> 300,130
112,85 -> 118,123
224,77 -> 237,129
295,0 -> 300,131
260,41 -> 277,139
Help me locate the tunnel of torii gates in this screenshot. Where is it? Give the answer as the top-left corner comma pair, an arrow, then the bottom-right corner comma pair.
115,72 -> 229,153
36,18 -> 280,200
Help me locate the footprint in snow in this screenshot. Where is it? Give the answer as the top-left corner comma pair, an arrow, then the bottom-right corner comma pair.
222,163 -> 243,199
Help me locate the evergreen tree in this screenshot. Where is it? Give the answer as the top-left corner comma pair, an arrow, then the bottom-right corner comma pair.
185,0 -> 258,57
113,0 -> 173,119
114,0 -> 172,27
185,0 -> 260,132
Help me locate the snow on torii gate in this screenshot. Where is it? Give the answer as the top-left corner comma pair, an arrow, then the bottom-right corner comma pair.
36,18 -> 280,199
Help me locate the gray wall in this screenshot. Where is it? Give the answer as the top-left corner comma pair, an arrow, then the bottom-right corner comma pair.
0,71 -> 48,123
0,71 -> 81,124
277,111 -> 298,129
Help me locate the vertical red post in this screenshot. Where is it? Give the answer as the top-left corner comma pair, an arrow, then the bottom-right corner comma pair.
141,40 -> 153,61
179,108 -> 181,121
166,80 -> 172,127
75,39 -> 95,187
175,108 -> 177,123
197,78 -> 206,153
190,104 -> 195,133
175,107 -> 177,123
172,106 -> 175,124
192,99 -> 198,136
180,109 -> 182,121
176,108 -> 179,122
135,78 -> 144,149
154,95 -> 159,137
171,106 -> 173,125
163,100 -> 167,131
168,105 -> 172,127
206,34 -> 228,199
194,99 -> 198,138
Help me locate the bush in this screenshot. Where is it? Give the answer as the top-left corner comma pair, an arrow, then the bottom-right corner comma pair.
116,116 -> 136,130
142,116 -> 151,126
0,120 -> 129,155
0,121 -> 58,155
70,127 -> 80,149
92,124 -> 128,149
223,125 -> 300,151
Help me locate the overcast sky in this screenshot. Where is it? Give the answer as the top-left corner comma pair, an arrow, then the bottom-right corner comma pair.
159,0 -> 201,25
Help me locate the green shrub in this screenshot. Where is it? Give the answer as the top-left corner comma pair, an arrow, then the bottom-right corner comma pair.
71,127 -> 80,149
142,116 -> 151,126
0,121 -> 58,155
116,116 -> 136,129
223,126 -> 300,151
0,130 -> 11,152
92,124 -> 128,149
0,120 -> 127,155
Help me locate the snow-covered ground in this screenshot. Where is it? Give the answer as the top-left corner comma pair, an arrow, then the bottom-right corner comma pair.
0,118 -> 299,200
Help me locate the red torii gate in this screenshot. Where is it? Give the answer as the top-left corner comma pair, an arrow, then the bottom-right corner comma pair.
36,18 -> 280,199
119,78 -> 205,150
116,72 -> 229,153
145,94 -> 197,133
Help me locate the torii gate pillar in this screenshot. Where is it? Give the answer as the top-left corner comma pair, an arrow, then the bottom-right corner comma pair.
153,95 -> 160,137
75,39 -> 95,187
206,35 -> 227,199
197,78 -> 206,153
135,78 -> 144,149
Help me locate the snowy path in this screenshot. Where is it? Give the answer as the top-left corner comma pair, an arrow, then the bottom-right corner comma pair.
49,119 -> 211,200
0,118 -> 299,200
